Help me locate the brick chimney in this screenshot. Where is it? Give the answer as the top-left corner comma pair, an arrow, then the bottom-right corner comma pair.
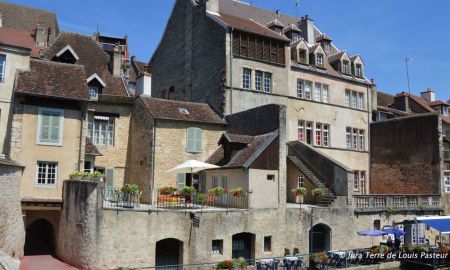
420,88 -> 436,102
300,15 -> 315,45
111,45 -> 122,77
136,65 -> 152,96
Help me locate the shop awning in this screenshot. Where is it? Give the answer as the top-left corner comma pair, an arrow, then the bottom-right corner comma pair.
417,216 -> 450,234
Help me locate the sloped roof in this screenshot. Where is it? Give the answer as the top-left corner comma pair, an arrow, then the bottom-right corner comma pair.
0,27 -> 41,57
43,32 -> 128,97
327,51 -> 348,63
206,131 -> 278,169
85,138 -> 102,156
129,57 -> 147,83
15,59 -> 88,101
392,92 -> 450,124
430,100 -> 450,106
316,33 -> 332,42
377,91 -> 395,107
0,2 -> 59,36
140,97 -> 227,125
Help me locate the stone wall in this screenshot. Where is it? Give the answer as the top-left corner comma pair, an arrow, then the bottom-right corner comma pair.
0,162 -> 25,259
370,114 -> 441,194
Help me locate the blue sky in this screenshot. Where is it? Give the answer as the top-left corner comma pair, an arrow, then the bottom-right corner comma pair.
8,0 -> 450,100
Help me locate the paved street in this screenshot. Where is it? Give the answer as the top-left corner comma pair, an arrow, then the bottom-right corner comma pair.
20,256 -> 78,270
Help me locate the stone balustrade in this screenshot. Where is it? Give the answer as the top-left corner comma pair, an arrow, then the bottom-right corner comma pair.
353,195 -> 442,213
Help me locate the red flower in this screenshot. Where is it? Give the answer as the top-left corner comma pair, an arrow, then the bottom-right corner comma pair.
225,260 -> 232,268
224,189 -> 228,193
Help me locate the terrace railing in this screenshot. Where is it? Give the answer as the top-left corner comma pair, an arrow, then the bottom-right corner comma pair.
102,186 -> 141,209
353,195 -> 442,212
155,192 -> 249,210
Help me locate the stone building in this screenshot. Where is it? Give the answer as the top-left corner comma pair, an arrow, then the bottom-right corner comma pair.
149,0 -> 374,198
127,97 -> 227,201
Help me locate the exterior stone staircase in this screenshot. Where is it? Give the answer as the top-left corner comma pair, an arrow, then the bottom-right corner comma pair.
287,155 -> 337,207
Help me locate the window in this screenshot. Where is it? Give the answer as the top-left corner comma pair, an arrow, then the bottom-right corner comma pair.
342,60 -> 350,74
352,129 -> 358,150
292,33 -> 301,42
186,127 -> 202,153
322,84 -> 329,103
354,171 -> 359,190
358,130 -> 365,151
299,49 -> 307,64
267,174 -> 275,181
179,108 -> 189,115
297,79 -> 303,98
37,107 -> 64,145
351,91 -> 357,108
445,172 -> 450,193
297,121 -> 305,142
444,107 -> 449,116
304,81 -> 312,100
84,161 -> 92,173
315,53 -> 324,67
346,127 -> 352,149
314,83 -> 321,101
212,175 -> 218,188
88,115 -> 115,147
374,220 -> 381,230
0,54 -> 5,82
345,90 -> 350,107
357,93 -> 364,110
355,64 -> 363,77
221,175 -> 228,189
360,171 -> 366,194
315,123 -> 322,145
36,161 -> 57,186
242,68 -> 251,89
212,240 -> 223,255
264,72 -> 272,93
264,236 -> 272,252
323,124 -> 329,147
89,85 -> 99,100
255,71 -> 262,91
298,174 -> 304,187
306,122 -> 313,145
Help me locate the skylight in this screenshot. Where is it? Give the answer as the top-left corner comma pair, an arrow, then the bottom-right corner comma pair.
179,108 -> 189,115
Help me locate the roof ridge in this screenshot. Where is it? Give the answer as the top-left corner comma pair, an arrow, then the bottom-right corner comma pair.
142,97 -> 211,107
30,58 -> 85,69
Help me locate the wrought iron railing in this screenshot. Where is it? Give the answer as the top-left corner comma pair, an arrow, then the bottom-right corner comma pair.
353,195 -> 442,211
154,192 -> 249,210
102,186 -> 141,209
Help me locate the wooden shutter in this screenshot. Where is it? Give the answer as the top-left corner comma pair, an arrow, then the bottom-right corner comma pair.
212,176 -> 217,188
50,113 -> 60,142
233,31 -> 240,55
199,174 -> 206,193
255,37 -> 263,60
186,127 -> 195,152
105,168 -> 114,187
195,128 -> 202,153
177,173 -> 186,191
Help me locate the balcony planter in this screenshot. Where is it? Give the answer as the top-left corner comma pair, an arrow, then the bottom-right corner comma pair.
81,172 -> 91,181
209,187 -> 226,197
230,187 -> 246,197
159,185 -> 177,196
312,188 -> 325,197
91,171 -> 103,181
69,171 -> 83,181
292,187 -> 306,204
121,184 -> 141,208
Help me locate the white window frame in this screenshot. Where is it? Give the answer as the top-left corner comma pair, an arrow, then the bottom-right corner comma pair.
352,128 -> 358,150
0,54 -> 5,82
357,93 -> 364,110
322,84 -> 329,103
36,107 -> 64,146
351,91 -> 357,108
304,81 -> 312,100
342,60 -> 350,74
263,236 -> 272,253
345,90 -> 350,107
264,72 -> 272,93
297,79 -> 303,98
316,53 -> 324,66
445,171 -> 450,193
360,171 -> 366,194
314,83 -> 321,101
89,85 -> 99,100
212,239 -> 223,255
355,64 -> 363,77
359,130 -> 365,151
315,123 -> 322,146
255,70 -> 262,91
354,171 -> 359,190
306,121 -> 313,145
298,120 -> 305,142
346,127 -> 352,149
323,124 -> 329,147
242,68 -> 251,89
88,115 -> 115,147
35,161 -> 58,188
298,174 -> 305,188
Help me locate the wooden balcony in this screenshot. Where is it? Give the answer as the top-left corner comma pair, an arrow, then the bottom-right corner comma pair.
353,195 -> 442,213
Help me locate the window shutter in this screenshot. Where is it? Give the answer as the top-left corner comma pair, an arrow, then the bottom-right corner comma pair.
105,168 -> 114,187
50,113 -> 60,142
199,174 -> 206,193
221,175 -> 228,189
177,173 -> 186,191
40,113 -> 51,142
212,176 -> 217,188
195,128 -> 202,152
186,128 -> 195,152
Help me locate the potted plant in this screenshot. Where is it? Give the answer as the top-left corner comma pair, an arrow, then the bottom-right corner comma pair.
292,187 -> 307,203
180,186 -> 196,196
121,184 -> 141,208
233,257 -> 246,269
82,171 -> 91,180
216,259 -> 234,269
209,187 -> 225,197
311,188 -> 325,197
70,171 -> 83,180
91,171 -> 103,181
159,185 -> 177,196
309,252 -> 328,269
229,187 -> 246,197
197,193 -> 207,204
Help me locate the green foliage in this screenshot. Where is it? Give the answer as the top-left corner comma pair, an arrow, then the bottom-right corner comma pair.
311,188 -> 325,197
292,187 -> 307,196
209,187 -> 225,197
70,171 -> 83,177
159,185 -> 177,195
229,187 -> 246,197
180,186 -> 196,195
197,193 -> 207,202
121,184 -> 140,195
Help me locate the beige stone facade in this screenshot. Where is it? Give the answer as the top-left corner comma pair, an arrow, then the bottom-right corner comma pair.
0,45 -> 30,157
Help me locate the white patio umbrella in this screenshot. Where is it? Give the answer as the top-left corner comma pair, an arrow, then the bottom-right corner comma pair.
167,160 -> 220,174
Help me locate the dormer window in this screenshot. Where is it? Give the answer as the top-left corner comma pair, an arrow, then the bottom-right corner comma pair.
323,42 -> 330,52
443,106 -> 449,116
355,64 -> 363,77
316,53 -> 324,68
299,49 -> 307,64
274,28 -> 282,35
267,19 -> 284,35
342,60 -> 350,74
89,86 -> 99,100
292,32 -> 301,42
53,45 -> 79,64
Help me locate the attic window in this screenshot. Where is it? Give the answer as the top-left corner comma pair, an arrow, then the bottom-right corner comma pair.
315,53 -> 324,68
342,60 -> 350,74
355,64 -> 363,78
299,49 -> 307,64
54,45 -> 79,64
179,108 -> 189,115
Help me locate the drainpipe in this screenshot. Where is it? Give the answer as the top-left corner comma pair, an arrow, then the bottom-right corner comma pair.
229,28 -> 233,115
77,106 -> 85,171
367,84 -> 371,195
150,119 -> 157,203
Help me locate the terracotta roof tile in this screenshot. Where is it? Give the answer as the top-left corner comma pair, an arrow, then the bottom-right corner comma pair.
209,12 -> 290,42
377,91 -> 395,107
0,27 -> 41,57
15,59 -> 88,101
43,32 -> 128,97
140,97 -> 227,125
430,100 -> 450,106
0,2 -> 59,39
85,138 -> 102,156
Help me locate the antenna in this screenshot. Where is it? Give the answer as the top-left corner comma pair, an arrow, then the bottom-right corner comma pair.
295,0 -> 300,18
405,57 -> 412,94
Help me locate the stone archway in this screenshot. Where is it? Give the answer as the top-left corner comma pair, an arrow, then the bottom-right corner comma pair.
155,238 -> 183,269
24,219 -> 55,256
232,232 -> 256,260
309,223 -> 332,253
